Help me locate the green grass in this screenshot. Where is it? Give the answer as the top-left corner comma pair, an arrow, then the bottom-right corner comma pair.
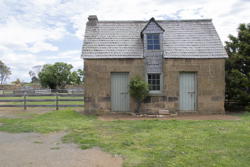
0,110 -> 94,133
0,110 -> 250,167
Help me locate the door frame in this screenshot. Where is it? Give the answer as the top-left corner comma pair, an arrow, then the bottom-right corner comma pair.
111,72 -> 130,112
178,72 -> 198,112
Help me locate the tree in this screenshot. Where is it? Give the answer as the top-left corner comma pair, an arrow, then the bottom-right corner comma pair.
11,78 -> 22,86
71,69 -> 84,85
29,65 -> 42,83
38,62 -> 74,89
29,70 -> 39,83
0,60 -> 11,84
129,76 -> 149,113
77,69 -> 84,83
225,23 -> 250,108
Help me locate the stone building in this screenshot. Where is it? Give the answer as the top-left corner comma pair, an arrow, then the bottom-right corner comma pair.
81,15 -> 228,114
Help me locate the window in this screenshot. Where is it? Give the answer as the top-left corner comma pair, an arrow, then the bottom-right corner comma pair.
147,34 -> 160,50
148,73 -> 161,92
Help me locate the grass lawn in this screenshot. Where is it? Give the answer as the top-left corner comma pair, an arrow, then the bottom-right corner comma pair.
0,110 -> 250,167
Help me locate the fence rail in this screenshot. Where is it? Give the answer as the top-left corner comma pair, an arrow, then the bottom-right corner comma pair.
0,88 -> 84,95
0,94 -> 84,97
0,93 -> 84,110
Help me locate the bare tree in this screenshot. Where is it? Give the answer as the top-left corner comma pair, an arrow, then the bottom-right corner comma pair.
29,70 -> 36,78
29,65 -> 42,83
0,61 -> 11,84
32,65 -> 42,74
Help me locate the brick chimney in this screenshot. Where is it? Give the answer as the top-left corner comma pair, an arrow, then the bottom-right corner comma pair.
87,15 -> 98,26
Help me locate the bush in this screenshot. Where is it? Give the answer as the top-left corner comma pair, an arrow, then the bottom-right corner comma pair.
129,76 -> 149,113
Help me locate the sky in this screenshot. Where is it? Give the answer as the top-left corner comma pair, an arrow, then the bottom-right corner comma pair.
0,0 -> 249,83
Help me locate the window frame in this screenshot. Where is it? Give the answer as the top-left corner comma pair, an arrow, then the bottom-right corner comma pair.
146,33 -> 161,50
147,73 -> 163,94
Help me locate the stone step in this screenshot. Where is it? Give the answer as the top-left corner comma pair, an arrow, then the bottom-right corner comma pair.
159,109 -> 170,115
136,113 -> 178,118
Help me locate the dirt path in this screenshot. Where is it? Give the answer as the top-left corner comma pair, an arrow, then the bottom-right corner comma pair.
99,114 -> 241,121
0,131 -> 123,167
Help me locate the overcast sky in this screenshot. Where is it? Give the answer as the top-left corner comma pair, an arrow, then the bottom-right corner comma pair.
0,0 -> 249,83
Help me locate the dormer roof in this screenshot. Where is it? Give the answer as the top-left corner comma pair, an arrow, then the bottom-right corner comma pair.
141,17 -> 165,36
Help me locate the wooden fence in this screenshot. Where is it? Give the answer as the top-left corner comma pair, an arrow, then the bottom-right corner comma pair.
0,93 -> 84,110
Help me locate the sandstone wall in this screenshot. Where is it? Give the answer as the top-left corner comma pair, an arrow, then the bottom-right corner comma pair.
84,59 -> 145,114
84,58 -> 225,114
143,59 -> 225,114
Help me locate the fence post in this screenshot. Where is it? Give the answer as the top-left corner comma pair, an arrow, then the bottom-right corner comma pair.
24,92 -> 27,110
56,92 -> 59,110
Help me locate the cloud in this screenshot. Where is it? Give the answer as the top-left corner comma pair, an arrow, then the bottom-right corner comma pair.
0,17 -> 65,52
29,42 -> 58,53
1,0 -> 250,82
0,48 -> 81,82
48,50 -> 81,59
0,49 -> 45,82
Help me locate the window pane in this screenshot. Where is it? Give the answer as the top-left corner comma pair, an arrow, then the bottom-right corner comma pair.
147,45 -> 153,50
156,79 -> 160,85
154,45 -> 160,50
153,34 -> 159,39
149,83 -> 153,90
148,40 -> 153,44
148,74 -> 161,91
147,34 -> 160,50
147,34 -> 153,39
154,39 -> 159,45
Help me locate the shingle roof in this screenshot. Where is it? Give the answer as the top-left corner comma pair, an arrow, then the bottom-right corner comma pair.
82,19 -> 228,59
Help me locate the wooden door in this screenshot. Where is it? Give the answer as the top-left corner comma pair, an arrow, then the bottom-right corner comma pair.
179,72 -> 197,111
111,73 -> 130,112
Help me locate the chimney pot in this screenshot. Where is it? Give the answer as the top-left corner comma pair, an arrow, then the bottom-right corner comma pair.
87,15 -> 98,26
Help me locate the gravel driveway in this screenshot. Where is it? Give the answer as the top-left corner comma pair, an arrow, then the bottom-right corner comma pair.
0,131 -> 123,167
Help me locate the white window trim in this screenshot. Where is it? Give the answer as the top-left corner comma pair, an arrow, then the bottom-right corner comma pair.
146,33 -> 161,51
146,73 -> 163,94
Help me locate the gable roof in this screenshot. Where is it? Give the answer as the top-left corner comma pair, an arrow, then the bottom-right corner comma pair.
141,17 -> 165,35
82,17 -> 228,59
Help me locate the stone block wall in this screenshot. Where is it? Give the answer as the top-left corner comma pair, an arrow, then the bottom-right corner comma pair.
84,58 -> 225,114
84,59 -> 145,114
169,59 -> 225,114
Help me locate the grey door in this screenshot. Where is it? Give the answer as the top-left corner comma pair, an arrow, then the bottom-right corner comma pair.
111,73 -> 129,112
179,72 -> 197,111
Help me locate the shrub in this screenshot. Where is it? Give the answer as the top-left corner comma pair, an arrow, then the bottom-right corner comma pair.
129,76 -> 149,113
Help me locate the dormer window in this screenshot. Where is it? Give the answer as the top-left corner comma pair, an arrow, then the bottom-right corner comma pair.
147,34 -> 160,50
